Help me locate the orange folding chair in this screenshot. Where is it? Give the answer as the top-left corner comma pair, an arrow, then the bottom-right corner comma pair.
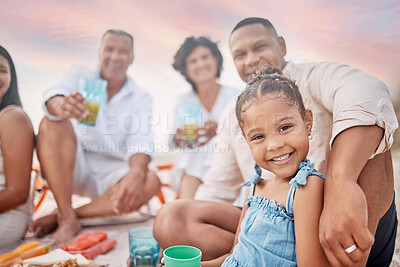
31,162 -> 48,214
156,163 -> 179,204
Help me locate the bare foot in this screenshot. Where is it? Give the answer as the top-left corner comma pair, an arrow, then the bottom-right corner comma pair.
28,213 -> 58,238
51,215 -> 82,243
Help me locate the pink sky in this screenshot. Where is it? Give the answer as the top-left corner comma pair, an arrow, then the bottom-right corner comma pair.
1,0 -> 399,142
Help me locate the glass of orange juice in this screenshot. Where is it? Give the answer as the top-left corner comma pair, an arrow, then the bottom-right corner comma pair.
78,78 -> 107,126
179,103 -> 201,147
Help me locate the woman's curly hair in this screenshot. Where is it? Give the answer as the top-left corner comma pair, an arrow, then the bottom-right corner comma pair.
172,36 -> 223,92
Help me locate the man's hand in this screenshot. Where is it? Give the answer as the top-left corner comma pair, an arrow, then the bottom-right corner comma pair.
47,92 -> 89,120
319,178 -> 374,266
110,169 -> 146,214
197,120 -> 217,147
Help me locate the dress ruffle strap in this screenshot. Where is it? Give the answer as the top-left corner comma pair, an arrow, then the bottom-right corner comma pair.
286,159 -> 325,214
289,159 -> 314,189
242,163 -> 263,186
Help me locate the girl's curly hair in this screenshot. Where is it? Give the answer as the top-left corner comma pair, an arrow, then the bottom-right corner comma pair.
236,66 -> 306,128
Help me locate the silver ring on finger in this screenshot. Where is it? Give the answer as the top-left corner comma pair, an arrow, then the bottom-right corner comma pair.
345,244 -> 357,254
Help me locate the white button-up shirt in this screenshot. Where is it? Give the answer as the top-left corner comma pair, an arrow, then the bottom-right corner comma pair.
43,66 -> 154,161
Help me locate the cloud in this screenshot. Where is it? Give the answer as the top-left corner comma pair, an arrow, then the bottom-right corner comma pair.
1,0 -> 399,133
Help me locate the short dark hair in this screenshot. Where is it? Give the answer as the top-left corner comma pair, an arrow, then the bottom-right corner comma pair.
172,36 -> 223,92
231,17 -> 278,36
102,29 -> 134,51
236,66 -> 306,128
0,45 -> 22,110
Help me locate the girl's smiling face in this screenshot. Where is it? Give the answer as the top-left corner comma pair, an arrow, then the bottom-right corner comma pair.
0,55 -> 11,103
242,94 -> 313,179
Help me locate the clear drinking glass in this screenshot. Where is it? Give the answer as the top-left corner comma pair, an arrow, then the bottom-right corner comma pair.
78,77 -> 107,126
129,226 -> 160,267
178,103 -> 201,147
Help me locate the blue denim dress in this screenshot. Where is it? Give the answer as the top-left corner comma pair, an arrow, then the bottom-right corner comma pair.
222,160 -> 325,267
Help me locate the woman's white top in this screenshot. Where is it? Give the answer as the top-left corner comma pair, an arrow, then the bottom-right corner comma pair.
170,85 -> 241,190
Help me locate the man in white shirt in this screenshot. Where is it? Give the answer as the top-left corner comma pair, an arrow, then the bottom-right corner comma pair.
29,29 -> 161,242
154,18 -> 398,266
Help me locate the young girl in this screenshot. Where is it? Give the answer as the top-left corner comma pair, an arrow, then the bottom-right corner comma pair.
203,67 -> 329,266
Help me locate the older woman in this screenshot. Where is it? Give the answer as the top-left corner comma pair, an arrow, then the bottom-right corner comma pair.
0,46 -> 34,249
170,36 -> 240,198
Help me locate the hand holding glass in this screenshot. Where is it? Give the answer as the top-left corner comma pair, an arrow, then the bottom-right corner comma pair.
178,103 -> 201,147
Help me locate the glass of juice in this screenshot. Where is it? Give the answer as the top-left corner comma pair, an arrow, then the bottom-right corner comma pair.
178,103 -> 201,147
129,226 -> 160,267
78,78 -> 107,126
